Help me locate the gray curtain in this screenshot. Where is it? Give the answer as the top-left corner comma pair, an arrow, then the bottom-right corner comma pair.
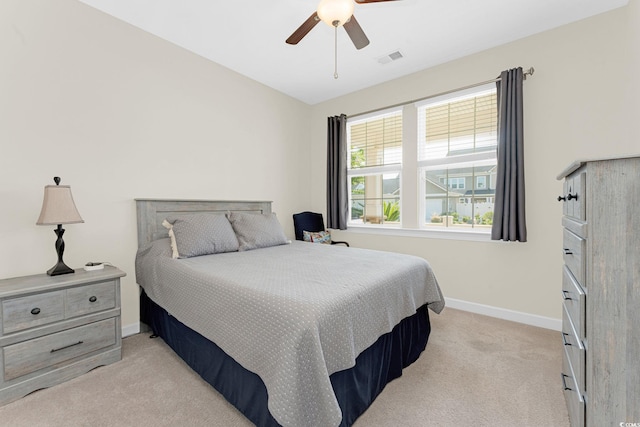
491,67 -> 527,242
326,114 -> 348,230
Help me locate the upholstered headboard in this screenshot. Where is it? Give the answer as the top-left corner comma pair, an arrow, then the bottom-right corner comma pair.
135,199 -> 272,248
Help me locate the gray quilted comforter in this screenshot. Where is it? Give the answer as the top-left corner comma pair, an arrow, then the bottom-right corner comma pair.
135,239 -> 444,427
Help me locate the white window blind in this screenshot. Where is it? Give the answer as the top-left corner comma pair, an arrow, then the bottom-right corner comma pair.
417,85 -> 497,167
349,110 -> 402,169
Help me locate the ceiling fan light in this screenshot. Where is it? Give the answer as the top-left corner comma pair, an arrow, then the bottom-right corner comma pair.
317,0 -> 355,27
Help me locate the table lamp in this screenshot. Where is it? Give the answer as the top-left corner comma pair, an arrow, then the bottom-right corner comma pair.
36,177 -> 84,276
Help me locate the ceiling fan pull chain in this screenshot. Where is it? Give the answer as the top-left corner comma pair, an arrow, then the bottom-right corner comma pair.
334,24 -> 339,79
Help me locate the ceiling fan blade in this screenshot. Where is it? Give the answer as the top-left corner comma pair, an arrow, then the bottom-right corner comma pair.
343,15 -> 370,50
286,12 -> 320,45
355,0 -> 401,3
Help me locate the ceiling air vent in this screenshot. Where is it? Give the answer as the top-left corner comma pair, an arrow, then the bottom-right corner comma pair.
377,50 -> 404,65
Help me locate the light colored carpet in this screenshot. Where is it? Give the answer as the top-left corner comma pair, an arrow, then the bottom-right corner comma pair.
0,308 -> 569,426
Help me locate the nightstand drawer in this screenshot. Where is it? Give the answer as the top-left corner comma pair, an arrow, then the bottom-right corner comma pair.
66,281 -> 116,318
563,228 -> 585,286
2,291 -> 64,334
3,318 -> 117,381
562,303 -> 585,394
561,266 -> 585,339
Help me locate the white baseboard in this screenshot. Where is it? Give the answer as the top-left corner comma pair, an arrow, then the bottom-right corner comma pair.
122,322 -> 140,338
445,297 -> 562,331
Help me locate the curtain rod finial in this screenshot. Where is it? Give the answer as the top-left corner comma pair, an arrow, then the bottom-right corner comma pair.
524,67 -> 535,80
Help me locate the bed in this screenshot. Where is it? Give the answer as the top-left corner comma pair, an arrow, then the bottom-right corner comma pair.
135,199 -> 444,427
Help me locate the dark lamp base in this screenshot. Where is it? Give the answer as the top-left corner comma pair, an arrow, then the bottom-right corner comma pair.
47,261 -> 75,276
46,224 -> 75,276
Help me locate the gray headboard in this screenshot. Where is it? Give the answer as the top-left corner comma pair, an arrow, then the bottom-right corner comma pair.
135,199 -> 272,248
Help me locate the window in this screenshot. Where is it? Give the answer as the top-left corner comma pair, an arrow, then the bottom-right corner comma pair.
346,84 -> 497,235
347,109 -> 402,225
440,176 -> 465,189
448,177 -> 465,190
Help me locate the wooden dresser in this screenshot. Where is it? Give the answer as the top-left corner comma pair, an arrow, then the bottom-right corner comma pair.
0,265 -> 125,405
557,156 -> 640,427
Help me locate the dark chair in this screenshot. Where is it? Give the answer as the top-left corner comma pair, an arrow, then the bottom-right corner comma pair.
292,211 -> 349,247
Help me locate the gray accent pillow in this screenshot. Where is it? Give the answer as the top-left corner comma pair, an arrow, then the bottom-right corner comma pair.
227,212 -> 289,251
166,213 -> 239,258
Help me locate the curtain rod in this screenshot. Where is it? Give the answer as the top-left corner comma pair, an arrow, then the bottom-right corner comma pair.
348,66 -> 535,119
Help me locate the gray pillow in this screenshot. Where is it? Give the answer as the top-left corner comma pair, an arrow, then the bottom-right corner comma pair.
165,213 -> 239,258
227,212 -> 289,251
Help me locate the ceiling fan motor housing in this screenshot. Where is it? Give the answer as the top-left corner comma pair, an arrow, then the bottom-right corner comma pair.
317,0 -> 355,27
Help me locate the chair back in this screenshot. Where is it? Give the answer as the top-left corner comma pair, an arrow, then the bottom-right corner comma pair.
292,211 -> 325,241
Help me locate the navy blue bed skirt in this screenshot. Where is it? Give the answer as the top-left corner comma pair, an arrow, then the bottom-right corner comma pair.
140,290 -> 431,426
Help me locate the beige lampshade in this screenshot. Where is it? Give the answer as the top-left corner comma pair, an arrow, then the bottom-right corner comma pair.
36,185 -> 84,225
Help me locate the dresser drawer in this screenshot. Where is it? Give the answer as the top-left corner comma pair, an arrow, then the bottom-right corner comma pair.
563,172 -> 585,221
3,318 -> 117,381
561,266 -> 586,339
563,229 -> 586,286
2,291 -> 64,334
562,346 -> 585,427
562,303 -> 585,394
66,281 -> 116,319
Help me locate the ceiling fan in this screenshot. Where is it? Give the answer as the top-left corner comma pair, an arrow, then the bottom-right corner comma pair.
286,0 -> 401,50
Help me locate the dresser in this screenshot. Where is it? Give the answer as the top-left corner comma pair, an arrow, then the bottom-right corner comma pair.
557,156 -> 640,427
0,265 -> 125,405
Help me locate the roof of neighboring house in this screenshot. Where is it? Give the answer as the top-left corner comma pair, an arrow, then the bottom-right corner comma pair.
463,189 -> 495,196
423,178 -> 465,197
424,164 -> 497,176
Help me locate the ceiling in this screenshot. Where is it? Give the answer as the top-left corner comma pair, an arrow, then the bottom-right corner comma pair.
78,0 -> 628,105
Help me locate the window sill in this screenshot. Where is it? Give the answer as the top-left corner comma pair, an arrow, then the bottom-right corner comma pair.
338,225 -> 495,242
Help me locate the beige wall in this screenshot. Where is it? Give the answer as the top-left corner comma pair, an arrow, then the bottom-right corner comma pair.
309,3 -> 639,320
0,0 -> 312,331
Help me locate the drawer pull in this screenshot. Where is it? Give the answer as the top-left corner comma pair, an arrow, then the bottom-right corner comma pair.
567,193 -> 578,201
51,341 -> 84,353
89,296 -> 97,303
561,290 -> 572,300
563,248 -> 573,255
562,332 -> 572,346
561,373 -> 573,391
557,195 -> 566,202
31,308 -> 41,315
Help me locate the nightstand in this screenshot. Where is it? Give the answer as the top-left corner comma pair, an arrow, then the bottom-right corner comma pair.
0,265 -> 125,406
